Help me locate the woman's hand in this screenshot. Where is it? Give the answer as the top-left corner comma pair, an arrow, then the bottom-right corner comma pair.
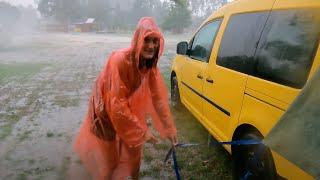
167,134 -> 178,146
144,129 -> 158,145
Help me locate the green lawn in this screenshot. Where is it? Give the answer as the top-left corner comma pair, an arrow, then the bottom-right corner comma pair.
0,62 -> 47,140
141,70 -> 233,179
170,107 -> 233,179
0,62 -> 47,83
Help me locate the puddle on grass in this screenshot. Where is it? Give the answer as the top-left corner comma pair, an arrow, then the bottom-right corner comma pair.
0,32 -> 232,180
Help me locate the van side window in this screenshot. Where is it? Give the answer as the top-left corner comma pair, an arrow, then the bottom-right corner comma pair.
189,19 -> 222,62
254,9 -> 320,89
217,12 -> 269,74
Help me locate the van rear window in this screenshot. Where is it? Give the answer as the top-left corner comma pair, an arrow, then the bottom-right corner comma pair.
217,9 -> 320,89
254,9 -> 320,89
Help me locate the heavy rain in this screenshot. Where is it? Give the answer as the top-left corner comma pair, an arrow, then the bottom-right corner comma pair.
0,0 -> 233,179
0,0 -> 319,180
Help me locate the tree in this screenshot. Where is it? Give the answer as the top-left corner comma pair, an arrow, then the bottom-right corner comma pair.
108,2 -> 127,30
87,0 -> 110,26
129,0 -> 154,27
0,2 -> 21,48
17,5 -> 39,32
38,0 -> 55,17
0,2 -> 21,28
188,0 -> 228,29
38,0 -> 84,23
189,0 -> 228,17
152,0 -> 171,25
162,0 -> 191,33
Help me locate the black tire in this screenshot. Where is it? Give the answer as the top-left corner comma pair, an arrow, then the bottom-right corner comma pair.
171,75 -> 182,109
233,132 -> 277,180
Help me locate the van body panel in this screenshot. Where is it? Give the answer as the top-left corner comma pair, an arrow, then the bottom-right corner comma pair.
272,151 -> 314,180
309,44 -> 320,78
203,1 -> 274,142
244,88 -> 288,110
246,1 -> 320,105
238,94 -> 284,136
208,0 -> 275,20
170,0 -> 320,178
171,54 -> 186,103
179,59 -> 207,121
273,0 -> 320,9
246,77 -> 300,105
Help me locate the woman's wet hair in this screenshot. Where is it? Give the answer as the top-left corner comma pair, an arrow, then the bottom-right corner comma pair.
139,47 -> 159,70
146,58 -> 154,69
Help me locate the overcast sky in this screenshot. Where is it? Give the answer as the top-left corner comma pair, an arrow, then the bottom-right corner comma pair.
0,0 -> 37,8
0,0 -> 234,9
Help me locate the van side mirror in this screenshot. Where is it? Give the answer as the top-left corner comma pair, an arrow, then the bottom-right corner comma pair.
176,41 -> 188,55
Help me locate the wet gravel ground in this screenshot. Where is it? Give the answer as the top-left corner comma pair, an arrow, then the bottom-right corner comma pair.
0,32 -> 186,179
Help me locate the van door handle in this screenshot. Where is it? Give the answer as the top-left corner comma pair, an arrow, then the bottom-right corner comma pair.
197,74 -> 203,79
206,78 -> 214,83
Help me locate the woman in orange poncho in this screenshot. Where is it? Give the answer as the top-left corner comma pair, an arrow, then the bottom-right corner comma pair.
73,17 -> 177,180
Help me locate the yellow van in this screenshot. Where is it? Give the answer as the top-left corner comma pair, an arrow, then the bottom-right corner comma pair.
170,0 -> 320,179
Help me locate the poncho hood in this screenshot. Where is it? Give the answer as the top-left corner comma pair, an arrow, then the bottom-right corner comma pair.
130,17 -> 164,70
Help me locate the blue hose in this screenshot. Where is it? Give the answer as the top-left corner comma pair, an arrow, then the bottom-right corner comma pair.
164,140 -> 263,180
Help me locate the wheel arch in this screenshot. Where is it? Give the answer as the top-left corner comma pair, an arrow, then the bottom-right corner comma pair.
232,124 -> 263,153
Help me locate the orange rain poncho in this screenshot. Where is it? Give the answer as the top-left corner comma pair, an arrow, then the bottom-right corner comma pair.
73,17 -> 177,179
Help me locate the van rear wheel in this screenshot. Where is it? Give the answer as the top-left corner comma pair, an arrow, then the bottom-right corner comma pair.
233,132 -> 277,180
171,75 -> 181,109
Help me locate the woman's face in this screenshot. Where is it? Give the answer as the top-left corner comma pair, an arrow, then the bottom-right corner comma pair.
140,35 -> 159,60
